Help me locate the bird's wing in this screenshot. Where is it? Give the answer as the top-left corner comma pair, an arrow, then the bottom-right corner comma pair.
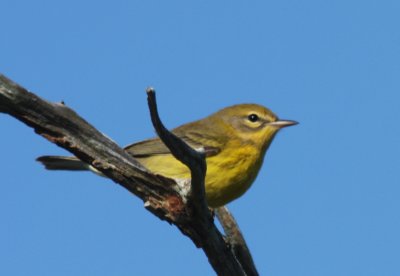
124,133 -> 221,158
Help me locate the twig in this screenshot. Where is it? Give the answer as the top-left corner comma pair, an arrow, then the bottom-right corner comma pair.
216,206 -> 259,276
146,87 -> 251,275
146,87 -> 208,212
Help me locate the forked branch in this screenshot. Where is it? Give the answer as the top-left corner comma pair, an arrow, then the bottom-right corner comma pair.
0,74 -> 258,276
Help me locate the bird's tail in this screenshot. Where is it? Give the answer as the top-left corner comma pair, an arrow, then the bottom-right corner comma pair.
36,156 -> 90,171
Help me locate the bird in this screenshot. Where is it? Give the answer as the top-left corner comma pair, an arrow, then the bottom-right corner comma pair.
37,104 -> 297,207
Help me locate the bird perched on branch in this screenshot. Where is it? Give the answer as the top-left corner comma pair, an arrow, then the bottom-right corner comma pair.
37,104 -> 297,207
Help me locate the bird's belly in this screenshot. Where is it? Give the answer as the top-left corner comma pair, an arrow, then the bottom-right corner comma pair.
136,149 -> 262,207
205,149 -> 262,207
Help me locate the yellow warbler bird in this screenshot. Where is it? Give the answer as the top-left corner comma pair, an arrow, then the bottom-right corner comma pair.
37,104 -> 297,207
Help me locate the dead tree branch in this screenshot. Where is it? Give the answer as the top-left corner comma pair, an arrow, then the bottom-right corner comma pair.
215,206 -> 259,276
0,74 -> 258,276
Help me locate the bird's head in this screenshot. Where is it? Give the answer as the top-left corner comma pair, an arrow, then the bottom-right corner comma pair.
214,104 -> 298,150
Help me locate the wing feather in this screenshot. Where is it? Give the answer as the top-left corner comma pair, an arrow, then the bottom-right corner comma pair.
124,133 -> 221,158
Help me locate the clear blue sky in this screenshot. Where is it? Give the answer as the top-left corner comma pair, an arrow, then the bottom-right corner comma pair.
1,1 -> 399,275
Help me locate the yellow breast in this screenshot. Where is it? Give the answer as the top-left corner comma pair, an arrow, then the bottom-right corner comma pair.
136,140 -> 264,207
204,140 -> 263,207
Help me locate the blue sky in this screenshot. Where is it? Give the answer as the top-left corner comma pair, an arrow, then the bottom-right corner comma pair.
1,1 -> 399,275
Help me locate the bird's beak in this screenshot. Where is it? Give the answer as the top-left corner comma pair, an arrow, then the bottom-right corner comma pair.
268,120 -> 298,128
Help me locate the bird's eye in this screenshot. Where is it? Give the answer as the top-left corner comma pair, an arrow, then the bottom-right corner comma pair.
248,114 -> 259,123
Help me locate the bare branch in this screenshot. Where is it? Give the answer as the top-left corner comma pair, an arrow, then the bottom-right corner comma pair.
146,87 -> 208,212
216,207 -> 259,276
146,87 -> 249,274
0,74 -> 180,221
0,74 -> 258,276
